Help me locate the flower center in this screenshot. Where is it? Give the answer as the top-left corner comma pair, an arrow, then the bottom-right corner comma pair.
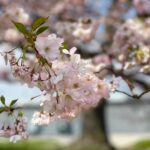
45,46 -> 50,52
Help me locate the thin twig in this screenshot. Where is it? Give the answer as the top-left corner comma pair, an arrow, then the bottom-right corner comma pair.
115,90 -> 133,98
137,89 -> 150,99
115,89 -> 150,99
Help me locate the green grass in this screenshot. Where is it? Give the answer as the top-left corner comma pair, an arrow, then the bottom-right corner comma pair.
0,139 -> 109,150
64,145 -> 109,150
2,139 -> 150,150
127,139 -> 150,150
0,140 -> 61,150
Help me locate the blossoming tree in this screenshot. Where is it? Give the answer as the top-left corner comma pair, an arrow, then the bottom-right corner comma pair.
0,0 -> 149,146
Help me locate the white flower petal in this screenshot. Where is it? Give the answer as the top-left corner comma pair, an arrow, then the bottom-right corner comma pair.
70,47 -> 77,55
62,49 -> 70,54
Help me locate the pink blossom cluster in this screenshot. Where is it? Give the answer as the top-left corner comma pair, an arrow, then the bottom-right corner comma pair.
112,18 -> 150,73
0,2 -> 31,43
3,34 -> 112,125
0,116 -> 28,143
133,0 -> 150,15
4,4 -> 30,24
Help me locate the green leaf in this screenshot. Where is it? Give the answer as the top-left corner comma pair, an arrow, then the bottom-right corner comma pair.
12,21 -> 27,34
36,26 -> 48,35
31,17 -> 48,31
59,42 -> 68,52
10,99 -> 18,107
22,46 -> 27,60
0,107 -> 5,114
18,111 -> 23,117
0,96 -> 5,105
62,42 -> 68,49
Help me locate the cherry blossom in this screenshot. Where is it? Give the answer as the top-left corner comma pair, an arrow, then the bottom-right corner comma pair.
0,115 -> 28,143
35,34 -> 64,62
112,18 -> 150,72
133,0 -> 150,15
3,32 -> 113,126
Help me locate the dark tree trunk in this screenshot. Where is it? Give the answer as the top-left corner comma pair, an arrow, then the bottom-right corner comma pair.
94,99 -> 116,150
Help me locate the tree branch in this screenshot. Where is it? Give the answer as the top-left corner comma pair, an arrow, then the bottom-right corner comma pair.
115,89 -> 150,99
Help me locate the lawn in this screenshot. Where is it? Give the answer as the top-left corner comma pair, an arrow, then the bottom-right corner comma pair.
0,140 -> 61,150
1,139 -> 150,150
0,139 -> 108,150
126,139 -> 150,150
